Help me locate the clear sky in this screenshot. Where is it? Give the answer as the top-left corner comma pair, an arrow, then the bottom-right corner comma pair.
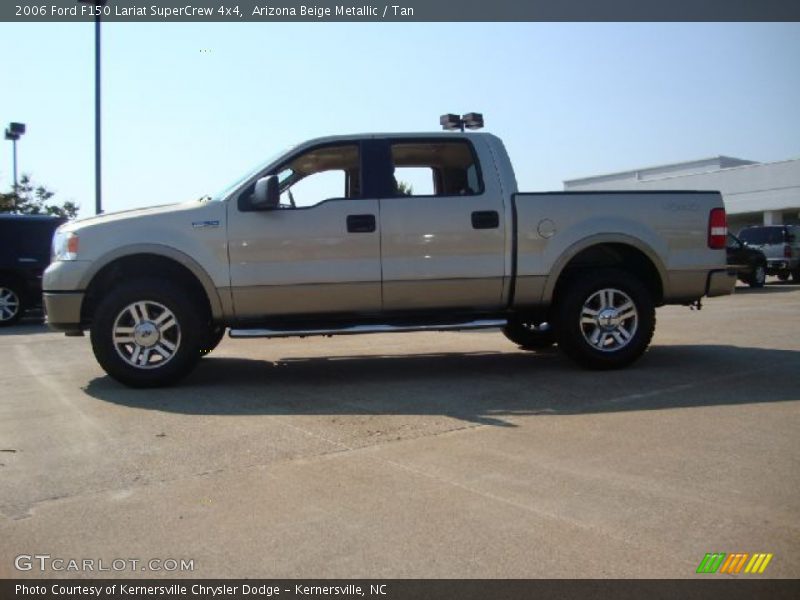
1,22 -> 799,217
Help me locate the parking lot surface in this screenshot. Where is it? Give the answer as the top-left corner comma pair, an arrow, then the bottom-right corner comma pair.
1,283 -> 799,578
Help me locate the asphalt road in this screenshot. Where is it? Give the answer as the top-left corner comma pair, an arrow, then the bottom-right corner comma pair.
1,282 -> 799,579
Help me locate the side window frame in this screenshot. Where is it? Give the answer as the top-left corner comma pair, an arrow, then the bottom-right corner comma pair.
237,140 -> 365,212
377,138 -> 486,200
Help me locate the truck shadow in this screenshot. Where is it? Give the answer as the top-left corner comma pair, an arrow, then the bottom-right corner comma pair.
0,316 -> 50,335
83,344 -> 800,426
735,282 -> 800,294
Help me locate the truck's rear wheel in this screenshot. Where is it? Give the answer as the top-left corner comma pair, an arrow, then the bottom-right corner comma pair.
554,269 -> 655,370
90,279 -> 204,387
502,318 -> 556,350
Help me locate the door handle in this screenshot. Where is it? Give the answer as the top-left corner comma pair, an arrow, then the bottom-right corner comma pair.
471,210 -> 499,229
346,214 -> 376,233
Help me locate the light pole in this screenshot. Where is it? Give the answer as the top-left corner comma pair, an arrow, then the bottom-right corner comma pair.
78,0 -> 108,215
4,122 -> 26,204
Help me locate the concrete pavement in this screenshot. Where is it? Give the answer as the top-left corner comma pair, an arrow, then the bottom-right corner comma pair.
1,282 -> 798,578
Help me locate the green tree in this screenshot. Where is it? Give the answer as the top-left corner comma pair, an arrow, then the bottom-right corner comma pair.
396,180 -> 413,196
0,174 -> 79,219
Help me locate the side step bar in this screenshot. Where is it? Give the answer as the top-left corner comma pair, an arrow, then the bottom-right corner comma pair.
229,319 -> 507,339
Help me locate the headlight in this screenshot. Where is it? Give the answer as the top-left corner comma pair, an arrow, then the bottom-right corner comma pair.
52,231 -> 79,261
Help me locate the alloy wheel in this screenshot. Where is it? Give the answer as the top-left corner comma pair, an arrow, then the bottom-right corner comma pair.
112,300 -> 182,369
579,288 -> 639,353
0,287 -> 21,322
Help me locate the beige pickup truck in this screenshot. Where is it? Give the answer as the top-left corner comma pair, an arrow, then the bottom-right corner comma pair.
43,132 -> 735,387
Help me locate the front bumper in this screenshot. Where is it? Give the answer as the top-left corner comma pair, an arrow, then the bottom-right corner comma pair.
706,269 -> 737,297
43,291 -> 84,332
42,260 -> 92,332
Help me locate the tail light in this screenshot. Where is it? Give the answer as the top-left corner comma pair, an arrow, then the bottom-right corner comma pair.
785,244 -> 792,259
708,208 -> 727,249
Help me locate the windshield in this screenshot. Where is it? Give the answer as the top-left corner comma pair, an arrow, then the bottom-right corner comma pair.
209,146 -> 293,201
739,227 -> 785,246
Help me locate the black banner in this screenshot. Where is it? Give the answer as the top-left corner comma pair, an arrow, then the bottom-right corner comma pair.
3,0 -> 800,23
2,579 -> 800,600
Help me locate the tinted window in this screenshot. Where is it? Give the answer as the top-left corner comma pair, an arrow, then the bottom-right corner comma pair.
389,141 -> 482,197
0,219 -> 61,261
739,227 -> 785,245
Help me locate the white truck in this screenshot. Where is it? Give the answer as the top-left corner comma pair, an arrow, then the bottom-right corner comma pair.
43,132 -> 736,387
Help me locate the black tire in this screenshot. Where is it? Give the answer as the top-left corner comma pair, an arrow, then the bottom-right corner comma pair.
554,268 -> 656,370
748,264 -> 767,288
502,318 -> 556,350
0,280 -> 25,327
90,278 -> 204,388
199,325 -> 226,356
777,272 -> 790,282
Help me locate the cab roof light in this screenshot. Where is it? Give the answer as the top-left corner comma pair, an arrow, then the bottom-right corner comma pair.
439,114 -> 462,131
439,112 -> 485,132
462,112 -> 484,130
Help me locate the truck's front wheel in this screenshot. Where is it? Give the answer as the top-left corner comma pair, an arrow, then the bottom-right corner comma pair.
90,279 -> 204,387
554,269 -> 655,370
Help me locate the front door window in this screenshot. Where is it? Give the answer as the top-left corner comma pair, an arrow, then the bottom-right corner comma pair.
274,144 -> 360,208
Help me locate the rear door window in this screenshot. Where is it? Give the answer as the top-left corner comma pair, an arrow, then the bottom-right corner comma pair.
388,140 -> 483,198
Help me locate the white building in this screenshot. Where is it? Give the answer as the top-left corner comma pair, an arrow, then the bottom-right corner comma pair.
564,156 -> 800,234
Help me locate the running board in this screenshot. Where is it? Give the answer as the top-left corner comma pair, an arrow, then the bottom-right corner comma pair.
229,319 -> 507,339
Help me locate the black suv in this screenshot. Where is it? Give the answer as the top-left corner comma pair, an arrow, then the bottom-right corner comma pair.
0,214 -> 65,325
726,233 -> 768,288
